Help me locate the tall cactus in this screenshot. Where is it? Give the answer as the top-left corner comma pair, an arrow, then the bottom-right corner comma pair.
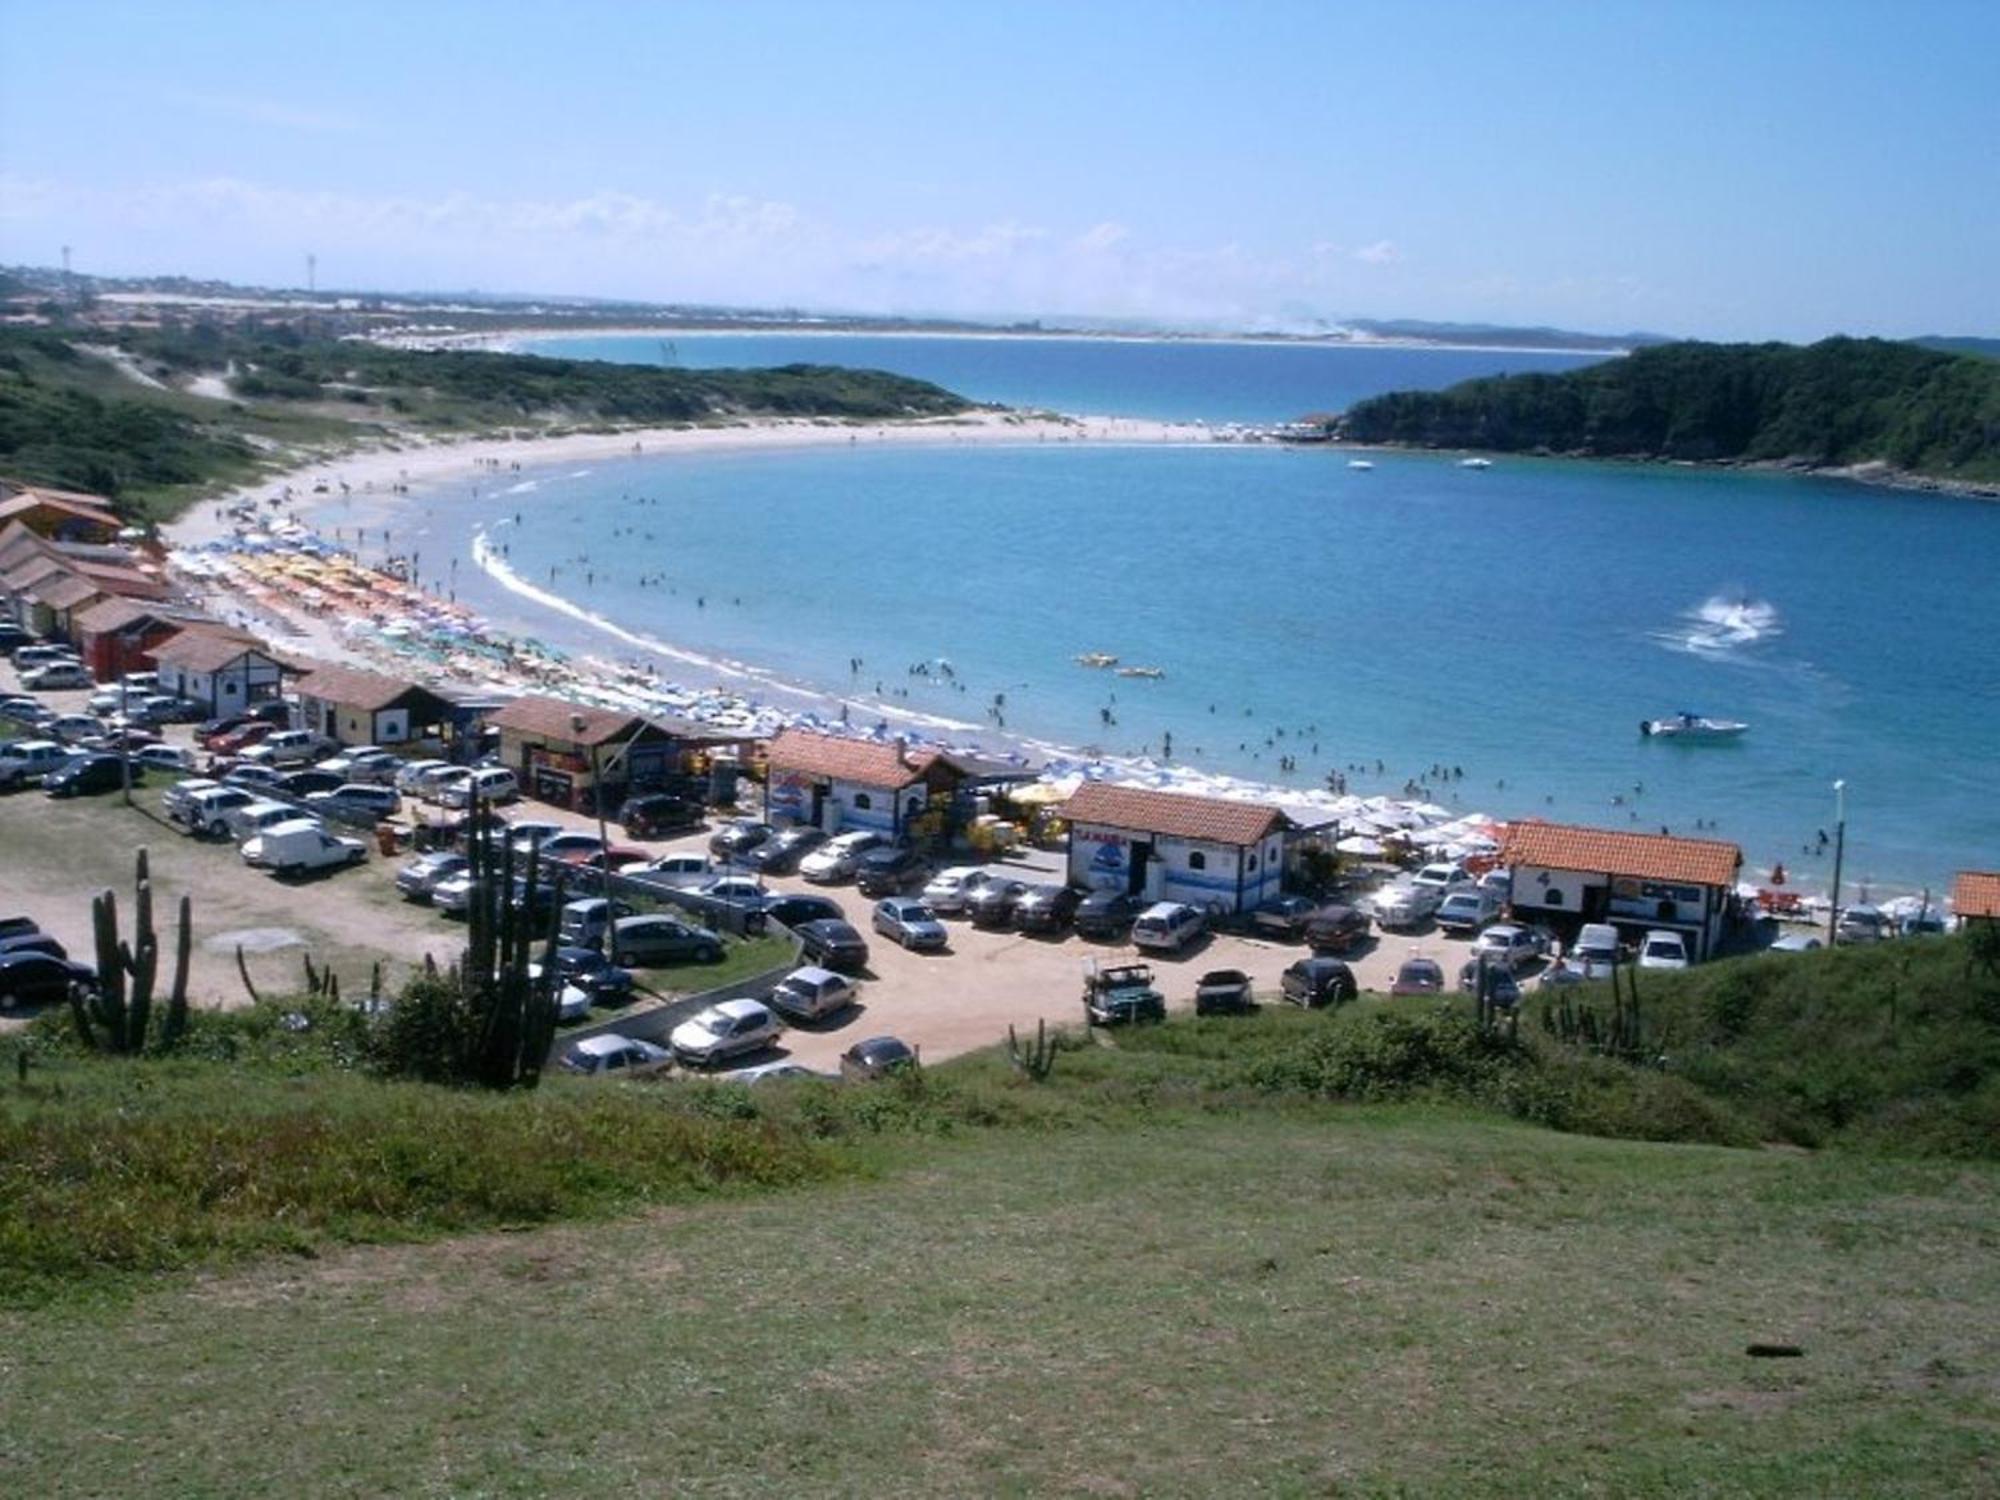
1007,1018 -> 1057,1082
69,847 -> 193,1055
459,801 -> 561,1089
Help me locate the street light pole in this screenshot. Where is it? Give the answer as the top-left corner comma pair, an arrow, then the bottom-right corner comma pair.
1826,779 -> 1847,946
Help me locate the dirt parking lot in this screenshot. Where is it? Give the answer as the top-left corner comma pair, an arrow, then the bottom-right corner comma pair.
3,666 -> 1514,1061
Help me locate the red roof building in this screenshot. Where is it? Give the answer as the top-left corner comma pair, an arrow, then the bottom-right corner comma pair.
1063,781 -> 1290,914
1501,819 -> 1744,960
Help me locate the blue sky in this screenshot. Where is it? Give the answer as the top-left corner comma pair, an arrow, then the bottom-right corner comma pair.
2,0 -> 1994,339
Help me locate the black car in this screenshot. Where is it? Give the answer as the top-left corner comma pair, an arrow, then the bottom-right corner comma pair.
840,1035 -> 917,1081
966,877 -> 1028,929
622,792 -> 705,839
1014,883 -> 1082,934
44,754 -> 139,798
854,845 -> 927,897
1250,895 -> 1320,941
280,768 -> 345,798
745,826 -> 827,875
0,931 -> 66,961
1073,890 -> 1140,940
0,952 -> 96,1009
708,819 -> 773,858
1194,968 -> 1256,1015
762,893 -> 846,930
795,918 -> 870,974
0,916 -> 39,944
1280,956 -> 1357,1009
552,945 -> 636,1001
1304,904 -> 1372,954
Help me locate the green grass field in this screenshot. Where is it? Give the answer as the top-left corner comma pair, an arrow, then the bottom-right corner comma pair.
4,1105 -> 1994,1497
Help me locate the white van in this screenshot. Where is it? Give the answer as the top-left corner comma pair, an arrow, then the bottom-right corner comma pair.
241,818 -> 367,875
226,798 -> 317,844
1131,901 -> 1205,954
1571,923 -> 1622,977
440,766 -> 518,808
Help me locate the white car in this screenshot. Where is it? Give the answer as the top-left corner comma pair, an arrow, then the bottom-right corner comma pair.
319,746 -> 400,784
1372,880 -> 1442,930
226,798 -> 314,844
669,998 -> 781,1067
559,1033 -> 672,1077
1471,923 -> 1547,973
1637,930 -> 1691,970
241,819 -> 367,875
240,729 -> 330,767
799,830 -> 886,884
921,866 -> 994,915
396,757 -> 450,793
1411,862 -> 1475,896
133,744 -> 198,773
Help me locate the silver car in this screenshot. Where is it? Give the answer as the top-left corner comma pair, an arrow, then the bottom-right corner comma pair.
766,965 -> 858,1022
669,998 -> 780,1067
396,851 -> 471,902
871,897 -> 948,951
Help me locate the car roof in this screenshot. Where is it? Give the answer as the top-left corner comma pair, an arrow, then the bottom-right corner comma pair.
785,965 -> 843,985
712,997 -> 770,1021
850,1035 -> 912,1059
573,1033 -> 639,1057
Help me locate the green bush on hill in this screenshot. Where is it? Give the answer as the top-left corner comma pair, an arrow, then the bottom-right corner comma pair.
1339,336 -> 2000,481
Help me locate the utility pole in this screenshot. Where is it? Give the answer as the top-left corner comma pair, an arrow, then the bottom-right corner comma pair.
1826,779 -> 1847,946
306,252 -> 317,295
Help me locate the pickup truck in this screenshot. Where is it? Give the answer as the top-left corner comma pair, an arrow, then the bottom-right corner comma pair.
1082,962 -> 1166,1026
0,739 -> 77,789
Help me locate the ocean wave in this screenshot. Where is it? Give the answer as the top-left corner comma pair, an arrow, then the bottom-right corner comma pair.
501,479 -> 540,495
467,529 -> 982,734
1653,593 -> 1782,657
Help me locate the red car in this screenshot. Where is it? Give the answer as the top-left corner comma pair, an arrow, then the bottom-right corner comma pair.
209,721 -> 275,755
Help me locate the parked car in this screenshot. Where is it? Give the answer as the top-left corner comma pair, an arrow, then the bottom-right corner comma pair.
661,876 -> 771,928
1014,883 -> 1081,934
23,661 -> 94,691
1304,903 -> 1372,954
966,877 -> 1029,929
1768,932 -> 1824,953
206,720 -> 275,755
418,766 -> 474,805
10,644 -> 78,672
765,965 -> 858,1023
1570,923 -> 1623,978
133,744 -> 197,773
1470,923 -> 1548,974
431,870 -> 479,917
1082,962 -> 1166,1025
669,998 -> 780,1067
48,713 -> 106,744
1456,958 -> 1523,1006
1836,905 -> 1890,945
1899,910 -> 1948,938
557,897 -> 635,949
839,1035 -> 918,1081
744,825 -> 827,875
305,783 -> 402,821
1537,960 -> 1593,989
543,945 -> 636,1002
1131,901 -> 1205,954
440,766 -> 517,808
0,951 -> 96,1009
620,792 -> 704,840
762,893 -> 846,929
221,763 -> 290,795
503,821 -> 567,854
640,852 -> 713,884
240,729 -> 330,768
395,851 -> 471,902
318,747 -> 401,784
795,918 -> 870,974
921,866 -> 995,915
559,1034 -> 672,1077
1389,956 -> 1447,996
1412,862 -> 1475,897
277,767 -> 344,798
1637,930 -> 1691,970
1279,956 -> 1357,1008
44,753 -> 137,798
608,914 -> 724,968
537,832 -> 610,863
1194,968 -> 1256,1015
226,798 -> 313,844
241,819 -> 368,875
395,757 -> 451,793
1073,889 -> 1140,940
1372,880 -> 1442,931
1249,895 -> 1320,941
0,931 -> 66,961
707,819 -> 773,858
177,784 -> 259,837
161,777 -> 222,822
1435,887 -> 1501,935
871,897 -> 947,951
799,830 -> 887,884
855,845 -> 928,897
721,1060 -> 837,1085
0,739 -> 79,789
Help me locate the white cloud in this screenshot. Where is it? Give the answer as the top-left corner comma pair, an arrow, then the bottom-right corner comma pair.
1352,239 -> 1401,266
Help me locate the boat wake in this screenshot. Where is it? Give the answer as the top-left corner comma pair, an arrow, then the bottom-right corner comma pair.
1654,594 -> 1782,657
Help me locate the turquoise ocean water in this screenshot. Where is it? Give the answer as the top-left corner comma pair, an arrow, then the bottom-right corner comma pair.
390,333 -> 1998,897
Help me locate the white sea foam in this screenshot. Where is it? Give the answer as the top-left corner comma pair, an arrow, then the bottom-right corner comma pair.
501,479 -> 540,496
1655,593 -> 1782,656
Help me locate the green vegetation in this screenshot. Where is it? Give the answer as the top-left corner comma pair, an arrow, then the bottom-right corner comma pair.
1340,336 -> 2000,482
0,322 -> 975,518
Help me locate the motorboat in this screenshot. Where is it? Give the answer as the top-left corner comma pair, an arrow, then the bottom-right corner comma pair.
1074,652 -> 1118,668
1459,456 -> 1493,469
1641,712 -> 1748,740
1347,459 -> 1374,470
1115,665 -> 1164,679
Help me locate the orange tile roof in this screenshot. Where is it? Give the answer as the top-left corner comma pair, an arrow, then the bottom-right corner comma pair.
296,664 -> 448,714
1952,871 -> 2000,920
151,627 -> 279,673
487,694 -> 640,747
1063,781 -> 1286,846
1501,820 -> 1742,888
766,728 -> 921,789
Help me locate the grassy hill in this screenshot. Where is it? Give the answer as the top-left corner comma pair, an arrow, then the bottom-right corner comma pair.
0,323 -> 975,519
1338,336 -> 2000,483
3,935 -> 1998,1490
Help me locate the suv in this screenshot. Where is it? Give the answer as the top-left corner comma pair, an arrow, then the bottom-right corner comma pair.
241,729 -> 330,768
1073,889 -> 1141,940
1082,962 -> 1166,1025
622,792 -> 704,839
1280,956 -> 1357,1008
1637,929 -> 1691,969
855,845 -> 928,897
177,784 -> 259,838
1131,901 -> 1204,954
1304,903 -> 1372,953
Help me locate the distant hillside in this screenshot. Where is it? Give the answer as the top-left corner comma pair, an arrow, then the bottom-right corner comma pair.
1912,335 -> 2000,361
0,324 -> 973,515
1339,336 -> 2000,483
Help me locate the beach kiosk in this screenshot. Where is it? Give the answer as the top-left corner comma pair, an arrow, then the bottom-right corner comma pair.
1062,781 -> 1289,915
1500,820 -> 1742,961
487,694 -> 732,814
295,665 -> 456,749
1953,871 -> 2000,930
762,728 -> 930,836
150,627 -> 287,717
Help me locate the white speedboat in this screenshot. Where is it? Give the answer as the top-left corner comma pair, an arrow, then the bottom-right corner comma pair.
1641,712 -> 1748,741
1347,459 -> 1374,470
1459,456 -> 1493,469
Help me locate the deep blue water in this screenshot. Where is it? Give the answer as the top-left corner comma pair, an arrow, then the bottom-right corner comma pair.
389,334 -> 1998,896
522,330 -> 1604,426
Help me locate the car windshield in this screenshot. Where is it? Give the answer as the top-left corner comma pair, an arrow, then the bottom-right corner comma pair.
1644,940 -> 1679,957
